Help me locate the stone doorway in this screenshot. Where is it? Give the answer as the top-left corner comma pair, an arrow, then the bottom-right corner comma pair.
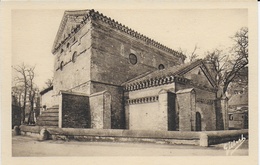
196,112 -> 202,131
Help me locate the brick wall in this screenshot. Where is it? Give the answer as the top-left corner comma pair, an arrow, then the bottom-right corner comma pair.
176,89 -> 196,131
89,91 -> 112,129
90,82 -> 124,129
61,93 -> 90,128
196,102 -> 216,131
90,19 -> 182,86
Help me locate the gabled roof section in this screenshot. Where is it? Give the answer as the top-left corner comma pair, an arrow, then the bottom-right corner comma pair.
123,59 -> 217,92
52,9 -> 186,60
40,86 -> 53,95
52,10 -> 91,54
124,60 -> 204,85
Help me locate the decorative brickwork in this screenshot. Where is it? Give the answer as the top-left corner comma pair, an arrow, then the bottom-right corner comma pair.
126,96 -> 159,105
124,76 -> 215,93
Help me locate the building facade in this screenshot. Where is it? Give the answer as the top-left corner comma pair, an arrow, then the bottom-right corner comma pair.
38,9 -> 226,131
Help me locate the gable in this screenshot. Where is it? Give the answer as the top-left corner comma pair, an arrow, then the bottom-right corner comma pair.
52,10 -> 91,54
181,64 -> 216,88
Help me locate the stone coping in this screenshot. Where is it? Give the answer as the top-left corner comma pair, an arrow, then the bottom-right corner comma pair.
59,90 -> 89,97
18,125 -> 248,147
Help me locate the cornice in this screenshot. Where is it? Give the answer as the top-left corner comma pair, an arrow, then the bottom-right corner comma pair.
124,75 -> 216,93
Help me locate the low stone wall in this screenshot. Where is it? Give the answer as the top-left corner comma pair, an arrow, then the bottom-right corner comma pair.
17,125 -> 248,147
201,129 -> 248,146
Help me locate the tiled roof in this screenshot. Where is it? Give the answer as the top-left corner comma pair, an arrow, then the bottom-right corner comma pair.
40,86 -> 53,95
228,94 -> 248,106
123,59 -> 203,85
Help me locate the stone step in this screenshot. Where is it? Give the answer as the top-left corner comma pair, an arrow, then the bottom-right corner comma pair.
36,120 -> 58,127
42,109 -> 59,113
40,112 -> 59,117
51,105 -> 59,108
37,116 -> 58,121
46,105 -> 59,111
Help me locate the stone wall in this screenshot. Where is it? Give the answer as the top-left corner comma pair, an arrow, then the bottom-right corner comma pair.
176,83 -> 217,131
128,101 -> 161,131
196,102 -> 216,131
126,88 -> 178,131
126,83 -> 175,131
61,92 -> 90,128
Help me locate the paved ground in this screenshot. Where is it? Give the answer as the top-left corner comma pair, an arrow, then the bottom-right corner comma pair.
12,134 -> 248,157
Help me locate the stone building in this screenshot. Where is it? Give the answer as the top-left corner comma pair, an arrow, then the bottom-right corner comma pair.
37,9 -> 226,131
227,67 -> 248,130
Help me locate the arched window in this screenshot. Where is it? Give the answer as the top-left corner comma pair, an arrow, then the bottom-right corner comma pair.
158,64 -> 165,70
66,42 -> 70,48
72,51 -> 77,63
129,53 -> 137,65
60,61 -> 64,71
60,48 -> 64,54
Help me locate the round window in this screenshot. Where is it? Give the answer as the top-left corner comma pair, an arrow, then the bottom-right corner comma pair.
60,61 -> 64,71
158,64 -> 165,70
129,53 -> 137,65
72,51 -> 77,63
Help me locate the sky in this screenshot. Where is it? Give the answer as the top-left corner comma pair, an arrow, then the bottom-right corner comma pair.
12,9 -> 248,90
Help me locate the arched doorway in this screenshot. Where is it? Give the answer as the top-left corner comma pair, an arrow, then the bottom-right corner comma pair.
196,112 -> 202,131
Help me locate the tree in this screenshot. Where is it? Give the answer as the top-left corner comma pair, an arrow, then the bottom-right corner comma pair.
204,27 -> 248,98
179,45 -> 199,63
26,66 -> 38,124
188,44 -> 199,63
44,77 -> 53,88
13,63 -> 29,123
12,63 -> 38,124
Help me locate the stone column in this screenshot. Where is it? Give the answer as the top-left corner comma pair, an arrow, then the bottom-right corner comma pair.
158,89 -> 168,131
